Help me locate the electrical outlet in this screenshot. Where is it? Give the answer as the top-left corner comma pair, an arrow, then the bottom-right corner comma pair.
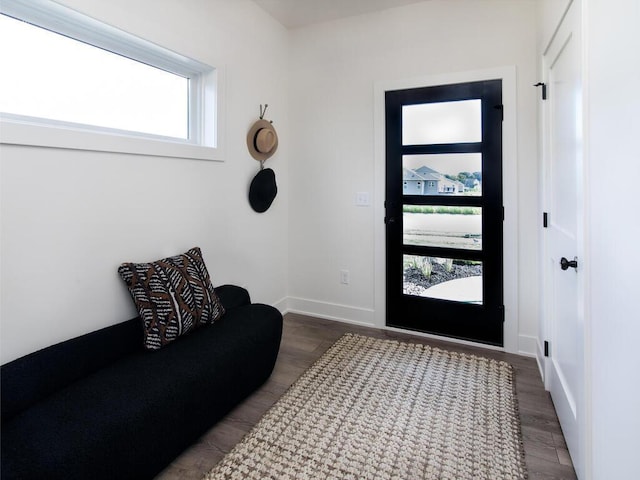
340,269 -> 350,285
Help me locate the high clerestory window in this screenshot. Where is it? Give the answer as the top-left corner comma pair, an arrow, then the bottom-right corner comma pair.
0,0 -> 224,160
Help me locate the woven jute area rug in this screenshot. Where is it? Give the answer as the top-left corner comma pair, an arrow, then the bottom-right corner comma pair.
204,333 -> 527,480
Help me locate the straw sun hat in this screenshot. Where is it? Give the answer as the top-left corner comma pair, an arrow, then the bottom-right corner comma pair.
246,119 -> 278,161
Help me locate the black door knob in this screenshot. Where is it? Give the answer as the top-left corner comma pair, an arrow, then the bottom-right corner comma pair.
560,257 -> 578,270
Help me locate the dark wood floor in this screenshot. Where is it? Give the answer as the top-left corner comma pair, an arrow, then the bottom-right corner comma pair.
156,313 -> 577,480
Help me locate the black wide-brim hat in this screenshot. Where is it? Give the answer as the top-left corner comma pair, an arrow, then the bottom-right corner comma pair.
249,168 -> 277,213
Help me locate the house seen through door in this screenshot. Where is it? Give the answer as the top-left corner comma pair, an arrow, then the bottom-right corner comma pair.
385,80 -> 504,346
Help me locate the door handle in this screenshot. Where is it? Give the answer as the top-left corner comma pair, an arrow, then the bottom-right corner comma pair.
560,256 -> 578,271
385,217 -> 396,225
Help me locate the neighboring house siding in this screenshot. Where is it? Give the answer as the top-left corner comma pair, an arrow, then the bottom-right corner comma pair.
403,180 -> 424,195
425,180 -> 438,195
402,166 -> 466,195
402,168 -> 426,194
440,178 -> 464,194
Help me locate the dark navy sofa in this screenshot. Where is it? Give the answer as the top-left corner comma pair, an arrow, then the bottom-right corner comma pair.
1,285 -> 282,480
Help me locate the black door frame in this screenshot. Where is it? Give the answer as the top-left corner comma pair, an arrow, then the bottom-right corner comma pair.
385,80 -> 504,346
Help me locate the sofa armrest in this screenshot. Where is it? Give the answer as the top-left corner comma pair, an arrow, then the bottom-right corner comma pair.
1,319 -> 142,424
214,285 -> 251,311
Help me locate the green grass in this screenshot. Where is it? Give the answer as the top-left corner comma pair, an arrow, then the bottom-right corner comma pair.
402,205 -> 481,215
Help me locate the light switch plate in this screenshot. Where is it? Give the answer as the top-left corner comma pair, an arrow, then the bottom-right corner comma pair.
355,192 -> 370,206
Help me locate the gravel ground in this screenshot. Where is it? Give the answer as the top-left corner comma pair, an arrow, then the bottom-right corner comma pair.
403,261 -> 482,296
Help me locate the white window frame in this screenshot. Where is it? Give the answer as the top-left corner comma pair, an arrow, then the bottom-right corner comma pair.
0,0 -> 225,161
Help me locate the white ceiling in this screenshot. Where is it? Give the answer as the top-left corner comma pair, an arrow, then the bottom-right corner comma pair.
252,0 -> 430,29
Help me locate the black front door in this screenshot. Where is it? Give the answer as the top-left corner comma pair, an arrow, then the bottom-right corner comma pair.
385,80 -> 504,346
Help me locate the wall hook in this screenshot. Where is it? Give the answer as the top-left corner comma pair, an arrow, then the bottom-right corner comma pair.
259,103 -> 269,120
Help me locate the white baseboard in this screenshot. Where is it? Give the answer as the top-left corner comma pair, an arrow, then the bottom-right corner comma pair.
276,296 -> 538,360
517,334 -> 538,357
271,296 -> 289,316
282,296 -> 376,328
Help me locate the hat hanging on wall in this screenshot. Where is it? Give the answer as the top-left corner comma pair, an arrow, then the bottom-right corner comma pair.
248,104 -> 278,213
247,104 -> 279,161
249,168 -> 277,213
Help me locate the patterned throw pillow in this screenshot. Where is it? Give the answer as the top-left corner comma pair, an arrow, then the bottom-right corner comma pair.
118,247 -> 225,350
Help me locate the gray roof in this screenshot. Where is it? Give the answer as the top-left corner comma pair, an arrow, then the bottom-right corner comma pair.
403,166 -> 466,190
403,167 -> 439,181
415,165 -> 440,176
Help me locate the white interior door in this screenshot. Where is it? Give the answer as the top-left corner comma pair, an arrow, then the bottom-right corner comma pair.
543,1 -> 586,478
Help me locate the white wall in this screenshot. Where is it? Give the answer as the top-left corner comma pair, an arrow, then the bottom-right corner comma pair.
0,0 -> 290,363
585,0 -> 640,477
537,0 -> 571,49
0,0 -> 544,364
287,0 -> 539,353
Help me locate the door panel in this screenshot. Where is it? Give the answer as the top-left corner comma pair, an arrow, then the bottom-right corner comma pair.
402,99 -> 482,145
403,205 -> 482,250
403,254 -> 483,303
403,153 -> 483,196
386,80 -> 503,346
543,1 -> 585,477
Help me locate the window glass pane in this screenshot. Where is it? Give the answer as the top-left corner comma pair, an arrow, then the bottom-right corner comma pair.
403,205 -> 482,250
0,14 -> 189,139
403,255 -> 482,304
402,99 -> 481,145
402,153 -> 482,196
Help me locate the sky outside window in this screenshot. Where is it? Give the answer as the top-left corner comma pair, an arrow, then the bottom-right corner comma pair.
0,14 -> 189,139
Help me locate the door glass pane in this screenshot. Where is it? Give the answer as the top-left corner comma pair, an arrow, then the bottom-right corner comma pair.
403,255 -> 483,304
403,205 -> 482,250
403,153 -> 482,196
402,99 -> 481,145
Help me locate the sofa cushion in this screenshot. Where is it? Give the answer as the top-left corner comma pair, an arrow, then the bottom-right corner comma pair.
118,247 -> 224,350
1,303 -> 283,480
